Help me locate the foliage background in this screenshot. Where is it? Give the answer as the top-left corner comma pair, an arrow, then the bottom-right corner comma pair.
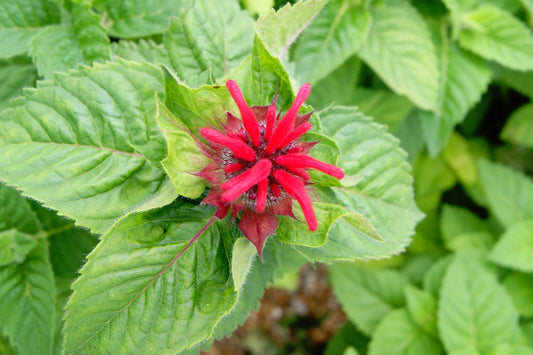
1,0 -> 533,354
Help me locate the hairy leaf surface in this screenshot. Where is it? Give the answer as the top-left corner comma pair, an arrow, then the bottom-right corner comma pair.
0,57 -> 37,112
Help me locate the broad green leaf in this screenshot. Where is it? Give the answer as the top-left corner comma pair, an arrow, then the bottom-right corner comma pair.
0,57 -> 37,112
0,239 -> 55,355
0,229 -> 37,266
0,184 -> 40,234
0,334 -> 17,355
404,286 -> 438,338
523,0 -> 533,26
438,255 -> 521,354
402,254 -> 440,285
440,204 -> 495,251
329,263 -> 410,335
163,0 -> 253,83
292,0 -> 370,85
423,255 -> 453,298
98,0 -> 187,38
497,66 -> 533,99
368,309 -> 442,355
501,103 -> 533,148
523,321 -> 533,348
358,0 -> 439,111
419,42 -> 491,155
459,5 -> 533,71
63,202 -> 237,354
255,0 -> 328,58
0,0 -> 61,59
29,5 -> 111,79
440,0 -> 477,39
344,347 -> 361,355
478,159 -> 533,228
394,110 -> 426,160
243,0 -> 273,16
291,106 -> 423,262
503,272 -> 533,317
111,39 -> 171,67
325,322 -> 369,355
413,152 -> 456,213
489,219 -> 533,272
487,344 -> 533,355
0,61 -> 174,234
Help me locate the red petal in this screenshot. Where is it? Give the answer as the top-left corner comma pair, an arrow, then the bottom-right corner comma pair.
271,196 -> 295,218
264,104 -> 277,142
223,162 -> 243,174
270,182 -> 282,198
226,80 -> 261,147
238,209 -> 278,260
275,122 -> 312,150
195,163 -> 221,184
288,141 -> 319,155
201,189 -> 229,219
285,166 -> 310,181
222,159 -> 272,203
275,154 -> 344,179
256,179 -> 268,213
221,169 -> 252,191
200,128 -> 256,162
266,84 -> 311,153
273,169 -> 317,231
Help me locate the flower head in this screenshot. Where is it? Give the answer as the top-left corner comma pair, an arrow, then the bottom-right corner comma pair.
196,80 -> 344,258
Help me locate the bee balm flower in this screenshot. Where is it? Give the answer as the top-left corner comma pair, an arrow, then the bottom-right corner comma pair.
196,80 -> 344,258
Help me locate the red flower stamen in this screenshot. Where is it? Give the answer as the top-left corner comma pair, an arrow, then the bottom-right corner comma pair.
273,169 -> 317,231
194,80 -> 344,257
275,154 -> 345,179
226,80 -> 261,147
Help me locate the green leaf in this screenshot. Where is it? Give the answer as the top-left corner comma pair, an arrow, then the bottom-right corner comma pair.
291,106 -> 423,262
0,229 -> 37,266
0,57 -> 37,112
0,239 -> 55,355
489,219 -> 533,272
478,159 -> 533,228
423,255 -> 453,298
413,152 -> 456,212
0,0 -> 61,59
501,103 -> 533,148
329,263 -> 410,335
404,286 -> 438,338
292,0 -> 370,85
256,0 -> 328,58
325,322 -> 369,355
503,272 -> 533,317
440,204 -> 495,251
0,184 -> 40,234
111,39 -> 171,67
523,321 -> 533,348
487,344 -> 533,355
0,60 -> 174,234
419,40 -> 491,155
459,5 -> 533,71
358,0 -> 439,111
98,0 -> 187,38
368,309 -> 442,355
163,0 -> 254,83
29,5 -> 111,79
438,254 -> 521,354
63,202 -> 237,354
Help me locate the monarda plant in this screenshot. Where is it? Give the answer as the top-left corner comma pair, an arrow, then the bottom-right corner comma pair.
0,0 -> 423,354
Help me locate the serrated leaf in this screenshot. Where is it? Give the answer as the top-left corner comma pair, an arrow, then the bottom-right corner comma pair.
503,272 -> 533,317
291,106 -> 422,262
438,254 -> 521,354
501,103 -> 533,148
0,184 -> 40,234
419,40 -> 491,155
0,0 -> 61,59
489,219 -> 533,272
0,57 -> 37,112
0,239 -> 55,355
63,202 -> 237,354
404,286 -> 438,337
478,159 -> 533,228
0,61 -> 174,234
358,0 -> 439,111
255,0 -> 327,58
459,5 -> 533,71
98,0 -> 187,38
368,309 -> 442,355
111,39 -> 171,67
329,263 -> 410,335
29,5 -> 110,80
292,0 -> 370,85
163,0 -> 253,84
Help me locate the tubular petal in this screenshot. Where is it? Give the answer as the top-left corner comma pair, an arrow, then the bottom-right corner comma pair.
273,169 -> 317,231
222,159 -> 272,202
200,128 -> 256,162
285,166 -> 310,181
221,169 -> 253,190
226,80 -> 261,146
275,154 -> 344,179
266,84 -> 311,153
275,122 -> 312,151
270,182 -> 281,198
223,162 -> 243,174
256,179 -> 268,213
265,104 -> 277,141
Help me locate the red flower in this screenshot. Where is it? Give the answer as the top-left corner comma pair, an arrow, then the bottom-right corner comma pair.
196,80 -> 344,258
